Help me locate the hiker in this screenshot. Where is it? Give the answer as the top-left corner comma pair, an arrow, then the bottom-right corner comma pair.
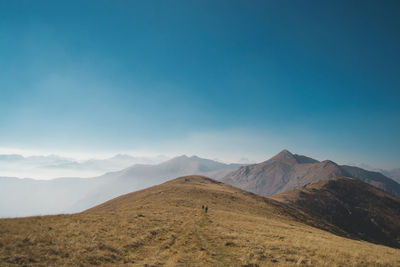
205,206 -> 208,213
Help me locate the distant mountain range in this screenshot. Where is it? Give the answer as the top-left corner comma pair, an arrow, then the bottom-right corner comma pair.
222,149 -> 400,197
0,153 -> 169,179
1,150 -> 399,218
69,155 -> 242,212
0,155 -> 242,217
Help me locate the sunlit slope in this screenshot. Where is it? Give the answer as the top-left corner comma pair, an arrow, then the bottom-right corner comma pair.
0,176 -> 399,266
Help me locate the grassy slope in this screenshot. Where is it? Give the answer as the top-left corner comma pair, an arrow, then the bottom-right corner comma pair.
270,177 -> 400,249
0,176 -> 399,266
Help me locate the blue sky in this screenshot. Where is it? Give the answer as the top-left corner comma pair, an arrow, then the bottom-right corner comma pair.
0,1 -> 399,168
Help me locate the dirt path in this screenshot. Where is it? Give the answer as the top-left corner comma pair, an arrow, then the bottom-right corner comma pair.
161,210 -> 236,266
193,212 -> 236,266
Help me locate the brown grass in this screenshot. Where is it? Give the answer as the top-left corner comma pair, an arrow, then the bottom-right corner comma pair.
0,176 -> 399,266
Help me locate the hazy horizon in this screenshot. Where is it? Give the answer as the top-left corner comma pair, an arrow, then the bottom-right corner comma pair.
0,148 -> 396,180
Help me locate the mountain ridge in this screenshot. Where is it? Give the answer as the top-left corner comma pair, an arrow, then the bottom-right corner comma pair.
0,155 -> 243,217
271,176 -> 400,248
222,149 -> 400,197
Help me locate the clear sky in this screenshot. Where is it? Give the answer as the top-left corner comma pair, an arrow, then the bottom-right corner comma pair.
0,0 -> 399,168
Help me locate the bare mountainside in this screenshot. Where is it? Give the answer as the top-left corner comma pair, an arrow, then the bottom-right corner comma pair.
1,176 -> 399,266
271,177 -> 400,249
0,156 -> 242,217
222,150 -> 400,197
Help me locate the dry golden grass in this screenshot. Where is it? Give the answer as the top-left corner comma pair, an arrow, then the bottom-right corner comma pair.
0,176 -> 399,266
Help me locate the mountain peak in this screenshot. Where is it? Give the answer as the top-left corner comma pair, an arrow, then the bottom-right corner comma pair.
321,160 -> 339,166
270,150 -> 319,165
280,149 -> 292,154
271,149 -> 295,161
173,155 -> 189,160
169,155 -> 204,162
